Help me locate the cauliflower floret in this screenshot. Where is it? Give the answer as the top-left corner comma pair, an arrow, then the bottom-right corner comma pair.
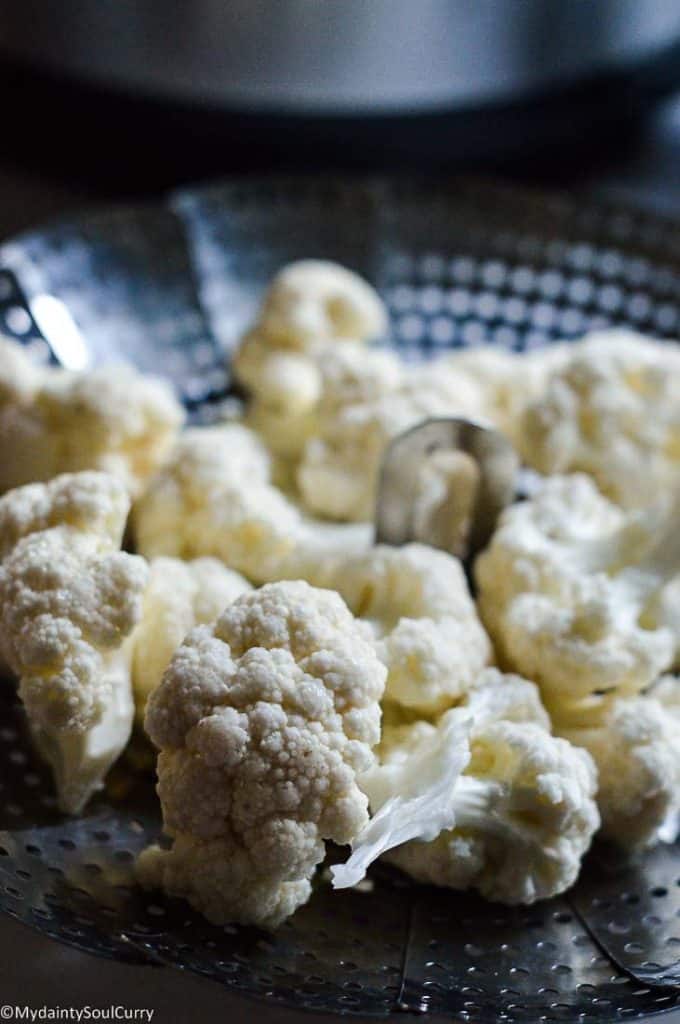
334,669 -> 599,903
137,580 -> 386,928
294,543 -> 491,714
132,424 -> 370,584
296,343 -> 566,524
476,474 -> 679,708
298,370 -> 485,522
234,261 -> 570,507
256,260 -> 387,349
238,341 -> 321,461
477,473 -> 680,850
331,703 -> 473,889
314,342 -> 404,412
132,425 -> 302,580
441,344 -> 570,446
0,339 -> 184,496
234,261 -> 387,459
237,343 -> 322,415
244,342 -> 403,463
0,472 -> 148,812
558,685 -> 680,848
131,557 -> 251,721
520,330 -> 680,507
0,469 -> 130,560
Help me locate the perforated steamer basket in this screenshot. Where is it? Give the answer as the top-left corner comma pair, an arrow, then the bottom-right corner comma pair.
0,178 -> 678,1022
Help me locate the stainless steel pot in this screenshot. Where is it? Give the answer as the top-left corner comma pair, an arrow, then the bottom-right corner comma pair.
1,0 -> 680,115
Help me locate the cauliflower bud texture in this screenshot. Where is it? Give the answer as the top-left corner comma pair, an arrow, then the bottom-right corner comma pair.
0,337 -> 184,497
557,676 -> 680,848
0,472 -> 148,813
132,423 -> 370,584
131,557 -> 251,721
296,344 -> 567,524
303,543 -> 492,715
297,357 -> 486,523
138,580 -> 387,928
520,329 -> 680,508
476,473 -> 680,847
234,261 -> 387,458
476,473 -> 679,709
334,669 -> 599,903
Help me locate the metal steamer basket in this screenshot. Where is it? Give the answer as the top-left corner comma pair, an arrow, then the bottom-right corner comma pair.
0,178 -> 678,1021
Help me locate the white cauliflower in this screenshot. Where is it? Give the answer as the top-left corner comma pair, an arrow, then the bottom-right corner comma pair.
312,341 -> 404,413
243,399 -> 319,465
475,474 -> 679,710
234,261 -> 567,497
234,261 -> 387,458
131,557 -> 251,721
441,344 -> 569,446
256,260 -> 387,349
334,669 -> 599,903
0,472 -> 148,813
558,682 -> 680,848
297,366 -> 485,522
132,424 -> 370,584
132,425 -> 302,581
244,341 -> 403,463
296,344 -> 561,524
331,702 -> 473,889
0,338 -> 184,496
520,330 -> 680,507
304,543 -> 492,715
237,342 -> 323,416
137,580 -> 386,928
477,473 -> 680,849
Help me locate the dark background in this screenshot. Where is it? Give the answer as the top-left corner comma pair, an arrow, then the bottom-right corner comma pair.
0,65 -> 679,240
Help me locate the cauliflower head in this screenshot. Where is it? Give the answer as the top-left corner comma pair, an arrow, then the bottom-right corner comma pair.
132,424 -> 370,584
335,669 -> 599,903
476,474 -> 678,709
234,261 -> 387,459
131,557 -> 251,721
242,341 -> 403,464
0,338 -> 184,497
132,425 -> 301,581
238,341 -> 322,461
138,580 -> 386,928
558,677 -> 680,848
0,472 -> 148,812
439,344 -> 569,447
256,259 -> 387,351
297,367 -> 485,522
298,543 -> 491,714
296,342 -> 566,524
520,330 -> 680,507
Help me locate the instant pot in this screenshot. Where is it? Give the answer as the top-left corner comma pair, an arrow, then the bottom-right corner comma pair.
0,0 -> 679,182
2,0 -> 680,115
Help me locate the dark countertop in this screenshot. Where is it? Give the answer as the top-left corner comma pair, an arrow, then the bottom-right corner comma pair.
0,91 -> 678,1024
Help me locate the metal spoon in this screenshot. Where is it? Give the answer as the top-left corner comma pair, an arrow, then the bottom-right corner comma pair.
375,416 -> 519,563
